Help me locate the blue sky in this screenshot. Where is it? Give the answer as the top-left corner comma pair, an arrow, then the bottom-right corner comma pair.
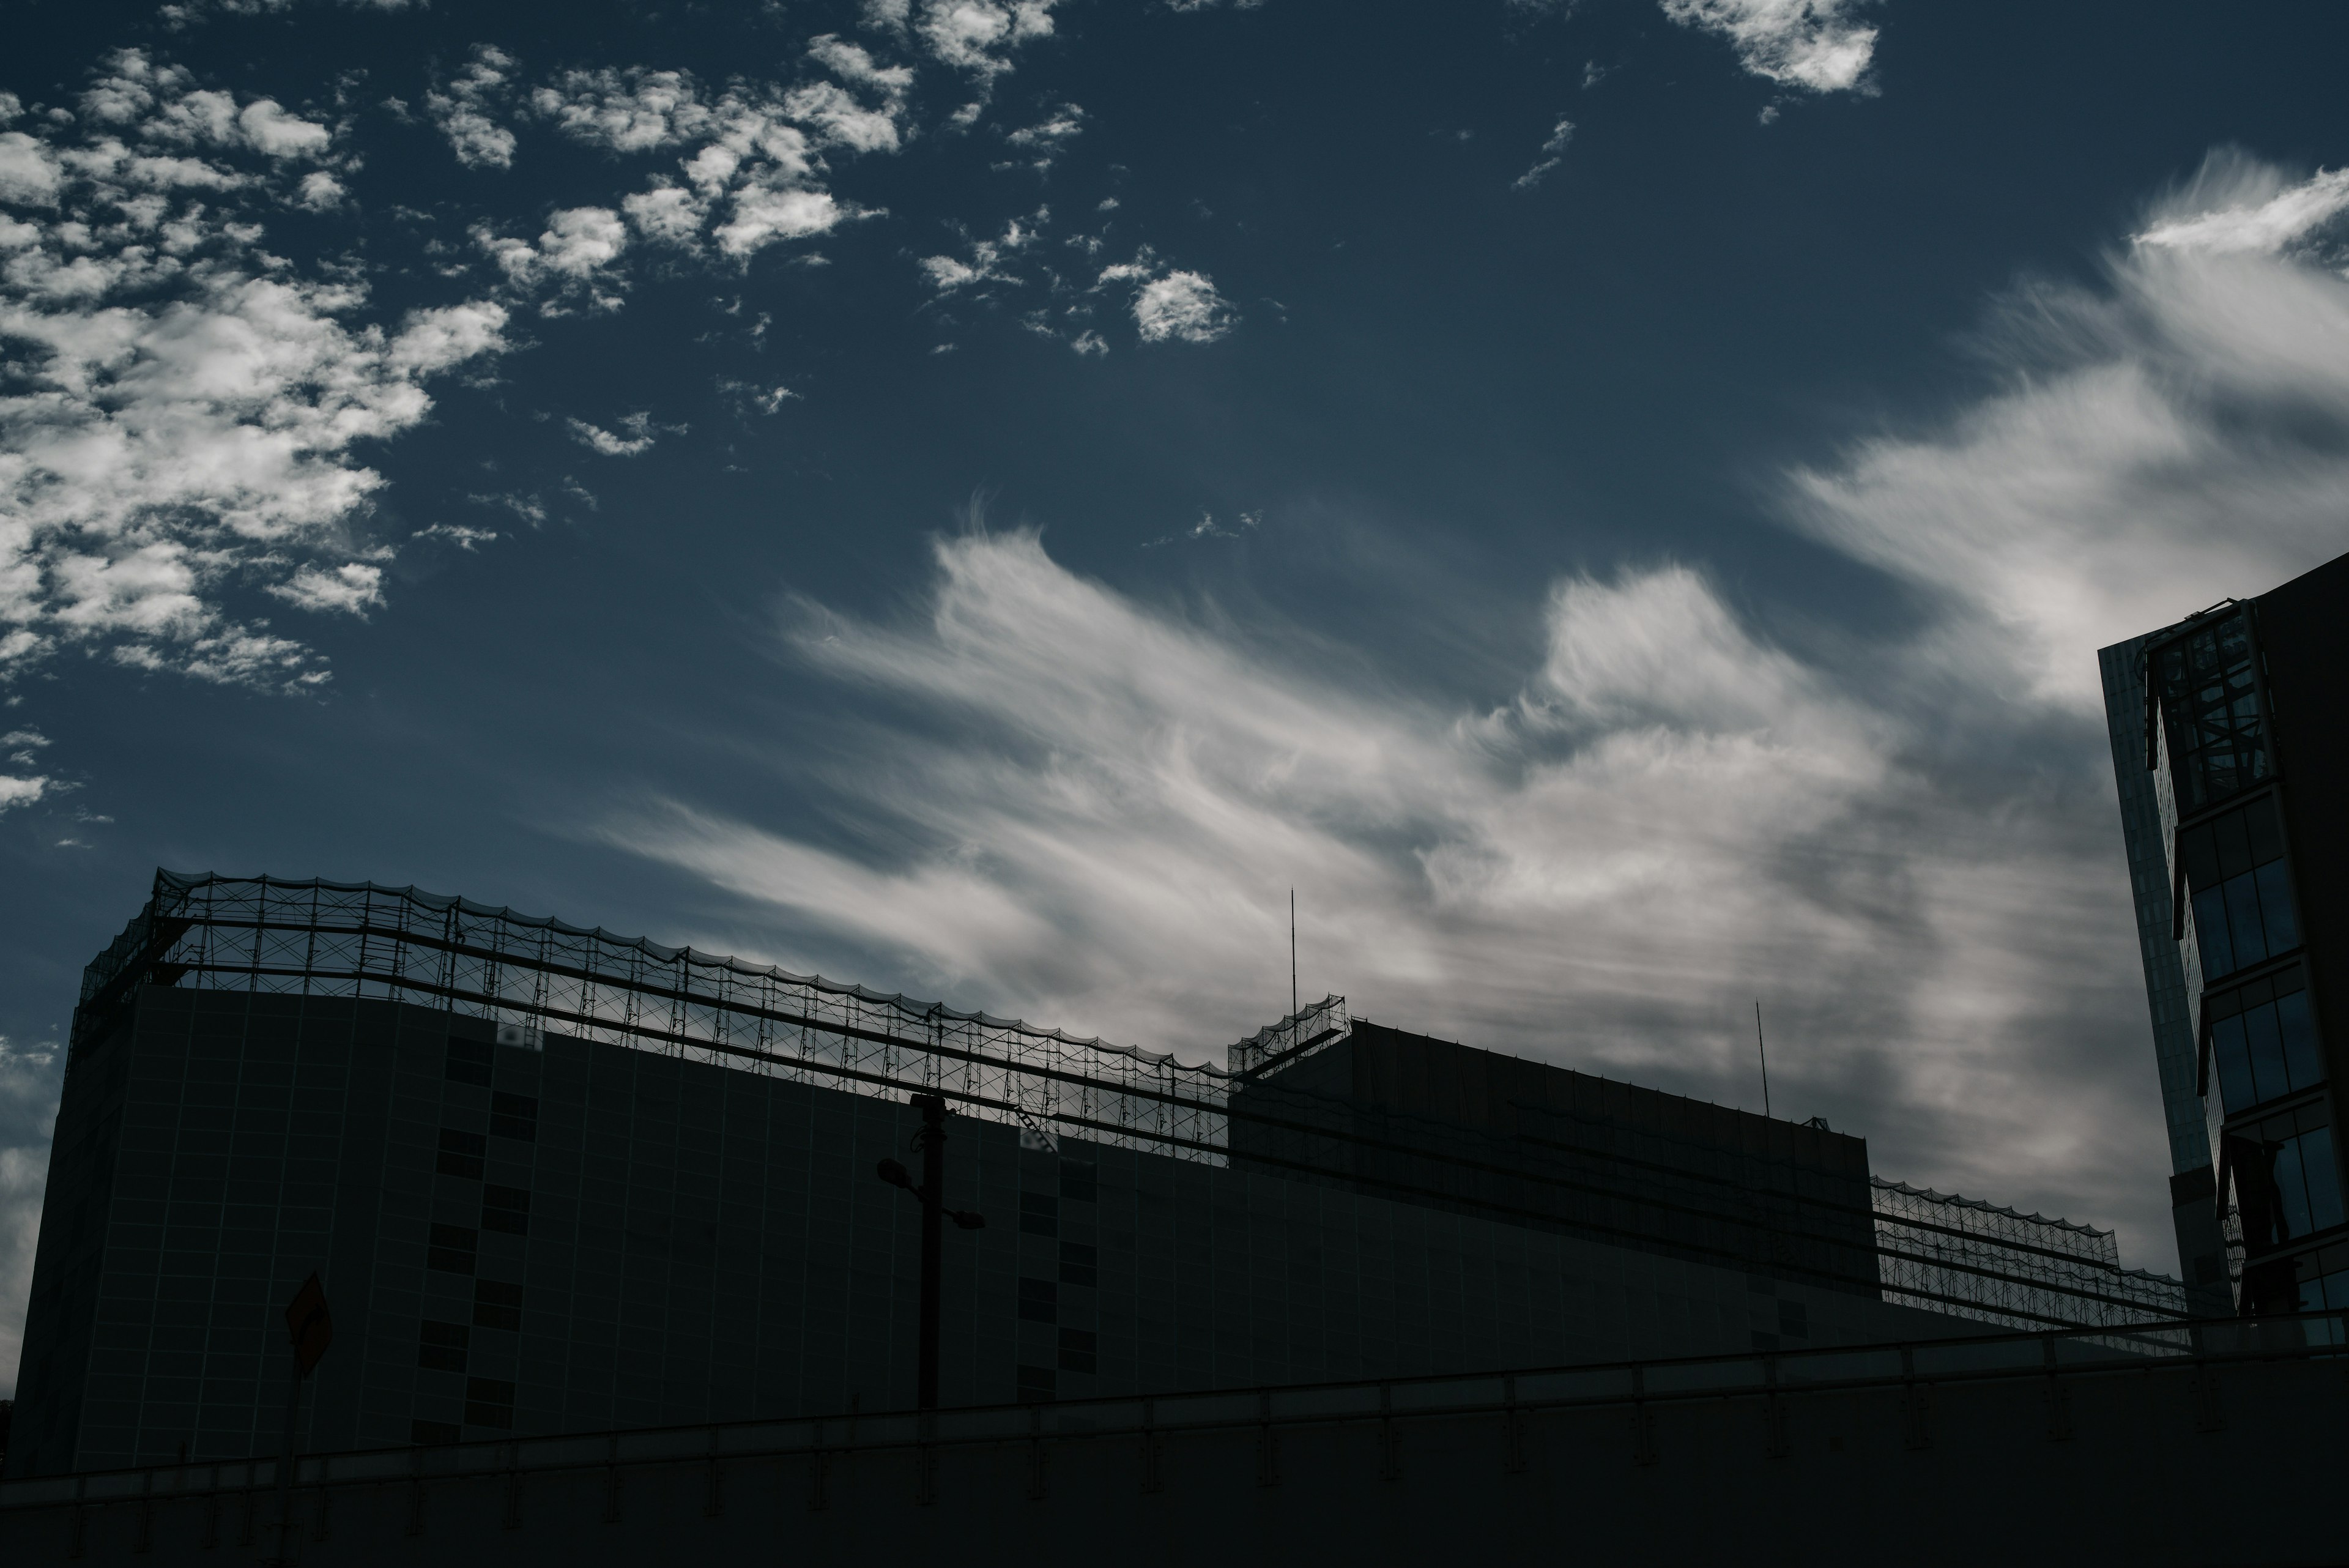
6,0 -> 2349,1387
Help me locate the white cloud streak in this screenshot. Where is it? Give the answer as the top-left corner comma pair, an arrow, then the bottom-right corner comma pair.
604,153 -> 2349,1270
1513,116 -> 1574,190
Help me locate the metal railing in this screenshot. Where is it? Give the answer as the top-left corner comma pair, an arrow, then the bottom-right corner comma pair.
4,1311 -> 2337,1510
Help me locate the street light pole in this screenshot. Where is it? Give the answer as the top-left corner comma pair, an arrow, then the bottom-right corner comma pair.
915,1094 -> 946,1412
877,1093 -> 985,1412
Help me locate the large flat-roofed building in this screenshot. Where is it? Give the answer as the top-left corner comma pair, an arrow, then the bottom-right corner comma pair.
2101,552 -> 2349,1318
5,873 -> 2187,1477
1228,1020 -> 1880,1295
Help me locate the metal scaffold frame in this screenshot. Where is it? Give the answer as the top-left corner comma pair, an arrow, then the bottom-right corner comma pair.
1872,1178 -> 2188,1333
77,872 -> 2194,1335
76,871 -> 1342,1166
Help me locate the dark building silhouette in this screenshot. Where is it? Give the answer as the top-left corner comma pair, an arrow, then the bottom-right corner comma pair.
2102,551 -> 2349,1319
1229,1020 -> 1880,1294
5,873 -> 2183,1477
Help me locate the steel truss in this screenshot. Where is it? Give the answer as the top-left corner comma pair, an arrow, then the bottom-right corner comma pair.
78,872 -> 2193,1333
1872,1178 -> 2188,1332
76,872 -> 1347,1165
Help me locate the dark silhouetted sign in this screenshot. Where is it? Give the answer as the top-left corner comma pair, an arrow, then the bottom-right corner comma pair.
285,1273 -> 332,1376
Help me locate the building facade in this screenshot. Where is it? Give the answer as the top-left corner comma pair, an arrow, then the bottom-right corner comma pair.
2102,552 -> 2349,1319
6,872 -> 2185,1477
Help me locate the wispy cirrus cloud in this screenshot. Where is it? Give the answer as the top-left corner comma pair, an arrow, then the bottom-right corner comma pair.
1786,152 -> 2349,711
602,153 -> 2349,1273
1512,116 -> 1574,190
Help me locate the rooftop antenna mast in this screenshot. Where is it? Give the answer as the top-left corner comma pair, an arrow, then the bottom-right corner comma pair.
1755,1000 -> 1772,1120
1290,888 -> 1299,1044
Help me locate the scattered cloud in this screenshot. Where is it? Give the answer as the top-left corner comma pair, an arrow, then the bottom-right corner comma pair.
566,411 -> 675,456
1001,102 -> 1084,172
410,522 -> 500,551
467,491 -> 548,525
719,378 -> 803,414
1512,116 -> 1575,190
916,209 -> 1045,294
526,61 -> 885,263
1142,508 -> 1261,546
0,50 -> 509,690
428,43 -> 520,169
913,1 -> 1063,83
1098,250 -> 1237,343
267,562 -> 386,616
1658,0 -> 1879,95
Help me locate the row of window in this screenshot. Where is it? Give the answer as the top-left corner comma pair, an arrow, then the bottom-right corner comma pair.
407,1375 -> 514,1443
1015,1163 -> 1100,1237
2183,797 -> 2298,981
444,1038 -> 541,1140
2206,967 -> 2324,1115
2153,611 -> 2268,812
1010,1336 -> 1099,1400
2228,1105 -> 2344,1252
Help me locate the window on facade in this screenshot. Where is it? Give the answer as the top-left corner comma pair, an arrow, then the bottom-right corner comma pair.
2180,795 -> 2298,980
436,1128 -> 486,1180
417,1320 -> 469,1373
472,1278 -> 524,1332
488,1091 -> 538,1142
1058,1241 -> 1097,1287
481,1184 -> 531,1235
1056,1327 -> 1097,1374
427,1223 -> 479,1275
1015,1364 -> 1055,1404
1059,1162 -> 1097,1203
1018,1277 -> 1057,1323
445,1036 -> 493,1087
410,1420 -> 461,1446
1020,1192 -> 1058,1237
2154,611 -> 2269,811
2207,967 -> 2324,1113
464,1377 -> 516,1430
2295,1241 -> 2349,1345
2228,1107 -> 2345,1251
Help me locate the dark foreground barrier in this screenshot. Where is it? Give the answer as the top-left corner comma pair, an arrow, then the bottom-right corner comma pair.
4,1316 -> 2343,1567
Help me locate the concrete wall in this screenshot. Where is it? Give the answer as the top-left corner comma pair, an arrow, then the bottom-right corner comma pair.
1,1338 -> 2339,1567
11,992 -> 1986,1477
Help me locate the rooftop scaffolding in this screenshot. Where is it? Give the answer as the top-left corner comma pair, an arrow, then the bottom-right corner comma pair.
1872,1178 -> 2189,1331
78,871 -> 2192,1332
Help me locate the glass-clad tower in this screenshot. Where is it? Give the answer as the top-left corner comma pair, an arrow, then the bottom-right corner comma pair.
2101,552 -> 2349,1320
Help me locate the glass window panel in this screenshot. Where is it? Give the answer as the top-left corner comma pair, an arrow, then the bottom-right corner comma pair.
2213,810 -> 2255,880
2211,1015 -> 2255,1113
2224,872 -> 2269,968
2255,861 -> 2299,953
2301,1126 -> 2343,1235
2194,886 -> 2237,978
2180,823 -> 2221,891
2276,990 -> 2323,1091
2274,1136 -> 2314,1241
2244,797 -> 2285,864
2244,1003 -> 2291,1106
